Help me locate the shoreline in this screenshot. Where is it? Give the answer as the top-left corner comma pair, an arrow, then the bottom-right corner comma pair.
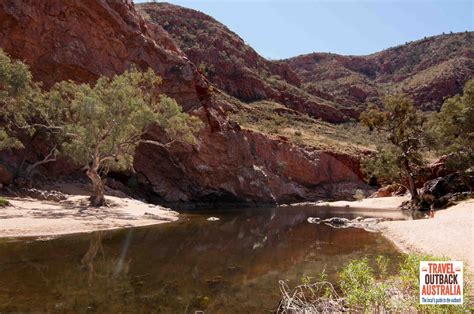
2,185 -> 472,275
310,196 -> 474,274
379,199 -> 474,274
0,183 -> 179,239
313,196 -> 410,209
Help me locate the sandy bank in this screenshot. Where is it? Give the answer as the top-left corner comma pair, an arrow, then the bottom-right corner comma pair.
379,200 -> 474,273
317,196 -> 410,209
0,184 -> 178,239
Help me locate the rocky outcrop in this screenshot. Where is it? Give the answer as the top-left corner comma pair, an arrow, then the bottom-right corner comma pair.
420,171 -> 474,209
370,184 -> 407,198
0,0 -> 367,205
307,216 -> 387,232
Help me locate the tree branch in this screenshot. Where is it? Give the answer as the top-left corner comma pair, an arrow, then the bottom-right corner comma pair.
24,145 -> 58,176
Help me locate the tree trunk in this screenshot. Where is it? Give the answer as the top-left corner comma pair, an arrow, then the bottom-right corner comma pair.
407,173 -> 419,201
403,159 -> 419,203
87,168 -> 105,207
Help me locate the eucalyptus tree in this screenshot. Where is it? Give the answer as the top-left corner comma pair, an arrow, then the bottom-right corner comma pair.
53,69 -> 201,206
360,94 -> 426,202
0,49 -> 64,177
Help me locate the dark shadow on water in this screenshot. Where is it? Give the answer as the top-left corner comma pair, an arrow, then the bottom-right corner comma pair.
0,206 -> 407,312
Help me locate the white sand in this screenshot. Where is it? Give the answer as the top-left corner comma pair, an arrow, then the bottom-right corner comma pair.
0,184 -> 178,239
319,196 -> 410,209
379,200 -> 474,273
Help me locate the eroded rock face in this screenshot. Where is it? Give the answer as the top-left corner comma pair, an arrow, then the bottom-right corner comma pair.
134,102 -> 367,204
0,0 -> 368,204
0,0 -> 207,109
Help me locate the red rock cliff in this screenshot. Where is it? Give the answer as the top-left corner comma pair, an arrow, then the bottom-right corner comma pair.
0,0 -> 368,203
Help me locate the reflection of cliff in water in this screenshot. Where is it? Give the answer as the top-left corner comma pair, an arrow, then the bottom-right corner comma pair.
0,206 -> 402,312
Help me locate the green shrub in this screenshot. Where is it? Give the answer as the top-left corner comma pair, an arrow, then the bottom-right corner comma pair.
0,197 -> 10,207
376,255 -> 390,279
281,254 -> 470,312
338,258 -> 388,310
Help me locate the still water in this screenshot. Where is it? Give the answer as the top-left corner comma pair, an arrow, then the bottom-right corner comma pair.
0,206 -> 411,313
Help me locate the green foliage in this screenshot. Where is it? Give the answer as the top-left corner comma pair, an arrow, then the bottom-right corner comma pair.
361,145 -> 403,183
427,79 -> 474,171
0,197 -> 10,207
335,254 -> 469,312
360,94 -> 426,200
0,48 -> 37,151
0,49 -> 65,176
338,258 -> 388,310
300,274 -> 314,286
48,68 -> 202,205
0,48 -> 201,204
376,255 -> 389,279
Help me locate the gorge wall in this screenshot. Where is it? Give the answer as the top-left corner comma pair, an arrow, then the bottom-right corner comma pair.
0,0 -> 368,205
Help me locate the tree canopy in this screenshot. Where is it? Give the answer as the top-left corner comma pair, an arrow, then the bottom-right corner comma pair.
360,94 -> 426,201
427,79 -> 474,170
0,49 -> 67,176
52,69 -> 202,206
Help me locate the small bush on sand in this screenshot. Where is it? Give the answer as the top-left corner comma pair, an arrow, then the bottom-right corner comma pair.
353,189 -> 365,201
0,197 -> 10,207
339,258 -> 388,311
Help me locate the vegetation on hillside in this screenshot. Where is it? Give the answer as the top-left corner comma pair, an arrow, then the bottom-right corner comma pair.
0,49 -> 201,206
230,100 -> 385,154
288,32 -> 474,111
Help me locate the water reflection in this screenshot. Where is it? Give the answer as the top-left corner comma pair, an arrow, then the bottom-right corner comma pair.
0,206 -> 404,312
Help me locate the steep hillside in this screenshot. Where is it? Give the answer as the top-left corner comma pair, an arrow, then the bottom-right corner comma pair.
137,2 -> 349,123
0,0 -> 369,205
287,32 -> 474,111
137,3 -> 472,117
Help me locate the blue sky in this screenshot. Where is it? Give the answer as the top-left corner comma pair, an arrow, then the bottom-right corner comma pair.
134,0 -> 473,59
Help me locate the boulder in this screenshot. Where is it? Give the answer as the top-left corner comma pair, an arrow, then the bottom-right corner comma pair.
370,184 -> 407,198
420,171 -> 474,209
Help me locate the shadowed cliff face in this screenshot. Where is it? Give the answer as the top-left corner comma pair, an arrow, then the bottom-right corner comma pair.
0,0 -> 368,203
134,104 -> 367,204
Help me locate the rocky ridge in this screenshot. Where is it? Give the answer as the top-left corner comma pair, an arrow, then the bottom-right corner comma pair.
136,3 -> 473,119
287,32 -> 474,113
137,2 -> 349,123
